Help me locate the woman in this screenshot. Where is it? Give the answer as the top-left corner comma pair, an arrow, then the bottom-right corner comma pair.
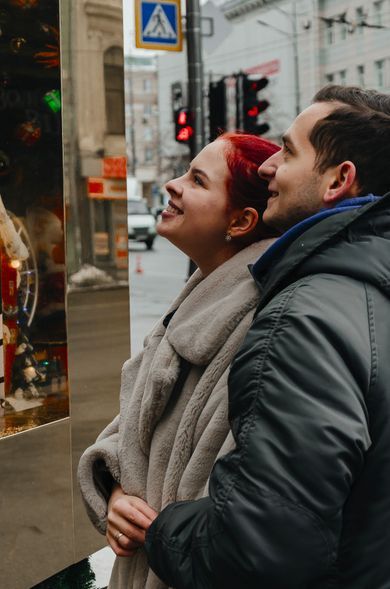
78,132 -> 280,589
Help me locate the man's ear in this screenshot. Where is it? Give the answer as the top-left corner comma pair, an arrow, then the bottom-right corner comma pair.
228,207 -> 259,238
323,161 -> 360,205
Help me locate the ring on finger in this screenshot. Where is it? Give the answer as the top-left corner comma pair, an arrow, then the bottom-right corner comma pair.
115,531 -> 124,542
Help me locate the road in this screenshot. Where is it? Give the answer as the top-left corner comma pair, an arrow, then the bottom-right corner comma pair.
128,235 -> 189,354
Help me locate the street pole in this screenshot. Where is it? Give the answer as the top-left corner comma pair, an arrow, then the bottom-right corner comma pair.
186,0 -> 205,159
257,0 -> 301,117
291,0 -> 301,116
186,0 -> 205,276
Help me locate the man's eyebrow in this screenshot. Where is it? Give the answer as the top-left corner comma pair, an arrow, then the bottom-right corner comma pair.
190,166 -> 210,181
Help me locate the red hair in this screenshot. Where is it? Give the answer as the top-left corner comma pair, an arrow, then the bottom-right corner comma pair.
216,132 -> 281,240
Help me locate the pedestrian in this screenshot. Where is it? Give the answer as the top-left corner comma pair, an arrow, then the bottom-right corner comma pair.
144,85 -> 390,588
78,132 -> 280,589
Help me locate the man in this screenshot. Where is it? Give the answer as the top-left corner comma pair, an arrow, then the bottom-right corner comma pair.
144,86 -> 390,588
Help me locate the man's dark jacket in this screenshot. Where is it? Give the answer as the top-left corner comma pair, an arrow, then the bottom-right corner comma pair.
145,193 -> 390,589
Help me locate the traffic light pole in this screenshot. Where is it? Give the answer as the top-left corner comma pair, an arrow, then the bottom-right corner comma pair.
186,0 -> 205,277
186,0 -> 205,159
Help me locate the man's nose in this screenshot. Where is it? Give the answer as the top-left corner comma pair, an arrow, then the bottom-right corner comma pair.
258,155 -> 278,180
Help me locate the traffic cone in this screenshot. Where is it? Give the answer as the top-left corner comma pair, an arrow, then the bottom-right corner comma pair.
135,254 -> 143,274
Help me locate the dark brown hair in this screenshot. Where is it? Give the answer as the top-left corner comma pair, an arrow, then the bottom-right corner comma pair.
311,85 -> 390,196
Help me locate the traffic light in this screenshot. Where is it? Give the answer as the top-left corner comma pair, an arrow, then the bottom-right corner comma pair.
242,75 -> 270,135
209,78 -> 226,141
174,108 -> 194,144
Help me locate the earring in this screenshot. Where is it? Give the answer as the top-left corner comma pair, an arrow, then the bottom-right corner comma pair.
225,231 -> 232,242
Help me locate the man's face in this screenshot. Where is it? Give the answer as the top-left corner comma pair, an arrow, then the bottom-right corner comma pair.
258,102 -> 337,231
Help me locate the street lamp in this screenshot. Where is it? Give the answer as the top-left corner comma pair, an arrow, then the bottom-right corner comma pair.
257,1 -> 301,116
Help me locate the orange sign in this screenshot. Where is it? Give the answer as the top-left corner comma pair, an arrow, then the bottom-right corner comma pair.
102,156 -> 127,179
87,177 -> 127,200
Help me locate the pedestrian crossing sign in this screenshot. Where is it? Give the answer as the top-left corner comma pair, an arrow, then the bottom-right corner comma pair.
135,0 -> 182,51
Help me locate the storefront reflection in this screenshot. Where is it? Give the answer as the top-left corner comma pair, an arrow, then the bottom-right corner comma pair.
0,0 -> 68,437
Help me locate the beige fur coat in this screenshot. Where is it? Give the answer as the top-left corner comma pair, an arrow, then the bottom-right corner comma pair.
78,240 -> 273,589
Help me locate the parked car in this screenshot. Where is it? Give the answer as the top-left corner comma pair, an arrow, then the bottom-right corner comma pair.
127,198 -> 157,250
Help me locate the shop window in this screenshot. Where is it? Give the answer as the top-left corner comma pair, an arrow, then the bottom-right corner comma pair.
104,47 -> 125,135
0,0 -> 68,437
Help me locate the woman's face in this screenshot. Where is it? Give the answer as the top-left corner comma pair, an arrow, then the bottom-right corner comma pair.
158,140 -> 235,269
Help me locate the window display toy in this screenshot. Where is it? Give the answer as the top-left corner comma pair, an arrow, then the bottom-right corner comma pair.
0,192 -> 39,405
34,24 -> 59,69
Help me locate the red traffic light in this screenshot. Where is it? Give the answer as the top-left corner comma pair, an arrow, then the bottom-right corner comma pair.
174,108 -> 194,144
176,126 -> 194,142
177,110 -> 188,125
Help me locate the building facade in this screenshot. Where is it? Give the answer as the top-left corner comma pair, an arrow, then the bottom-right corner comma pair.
156,0 -> 390,179
64,0 -> 128,277
125,55 -> 160,207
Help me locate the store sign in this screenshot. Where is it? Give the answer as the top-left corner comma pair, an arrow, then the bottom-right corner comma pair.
87,177 -> 127,200
102,156 -> 127,179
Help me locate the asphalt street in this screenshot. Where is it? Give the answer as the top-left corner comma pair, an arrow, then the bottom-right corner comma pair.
128,235 -> 189,354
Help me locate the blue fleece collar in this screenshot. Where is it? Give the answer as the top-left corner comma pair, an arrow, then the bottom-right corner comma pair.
252,194 -> 381,278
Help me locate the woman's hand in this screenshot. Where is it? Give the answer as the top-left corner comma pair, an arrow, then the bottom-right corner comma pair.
106,484 -> 158,557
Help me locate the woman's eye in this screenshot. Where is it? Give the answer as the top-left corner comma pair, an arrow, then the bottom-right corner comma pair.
193,175 -> 203,186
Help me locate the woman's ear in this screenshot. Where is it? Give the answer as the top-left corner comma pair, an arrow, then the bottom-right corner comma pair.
323,161 -> 360,205
228,207 -> 259,239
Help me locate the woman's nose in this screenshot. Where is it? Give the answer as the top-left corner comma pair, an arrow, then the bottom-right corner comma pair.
165,177 -> 182,196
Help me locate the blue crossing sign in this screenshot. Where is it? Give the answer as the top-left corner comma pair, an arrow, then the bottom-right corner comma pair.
135,0 -> 183,51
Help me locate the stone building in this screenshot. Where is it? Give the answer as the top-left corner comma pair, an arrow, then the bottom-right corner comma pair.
156,0 -> 390,167
124,55 -> 160,207
63,0 -> 128,276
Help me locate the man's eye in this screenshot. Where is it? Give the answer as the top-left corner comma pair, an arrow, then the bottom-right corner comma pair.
283,144 -> 291,155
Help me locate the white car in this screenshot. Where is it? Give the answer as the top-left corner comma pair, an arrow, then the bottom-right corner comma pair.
127,198 -> 157,250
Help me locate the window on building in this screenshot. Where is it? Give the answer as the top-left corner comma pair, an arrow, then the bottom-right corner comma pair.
357,64 -> 365,86
326,21 -> 334,44
326,73 -> 334,83
375,59 -> 385,88
144,127 -> 153,141
145,147 -> 153,162
356,7 -> 365,34
340,22 -> 348,40
339,69 -> 347,85
143,78 -> 152,92
144,103 -> 152,117
104,47 -> 125,134
373,0 -> 383,26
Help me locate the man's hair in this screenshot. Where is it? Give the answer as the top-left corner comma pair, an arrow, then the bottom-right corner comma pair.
311,85 -> 390,196
314,84 -> 390,114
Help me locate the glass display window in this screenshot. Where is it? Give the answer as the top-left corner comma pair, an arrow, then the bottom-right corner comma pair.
0,0 -> 68,437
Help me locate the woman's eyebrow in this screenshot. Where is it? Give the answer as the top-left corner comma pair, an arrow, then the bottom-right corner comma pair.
190,167 -> 210,181
282,133 -> 294,150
